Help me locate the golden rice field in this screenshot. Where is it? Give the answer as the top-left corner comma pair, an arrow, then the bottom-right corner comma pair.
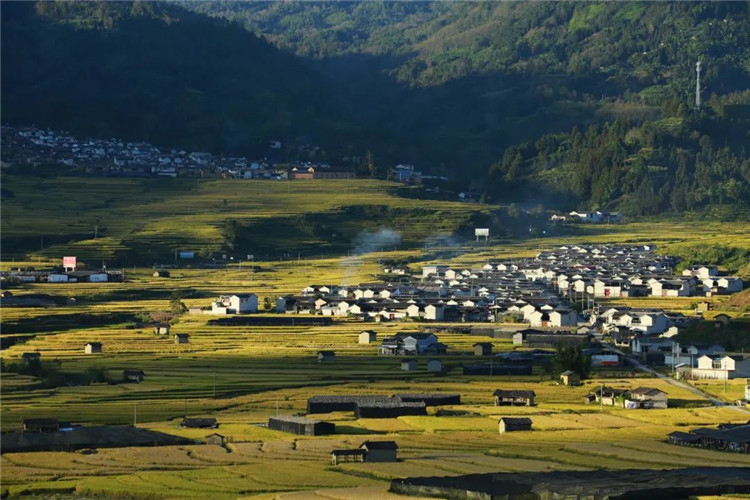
2,183 -> 750,498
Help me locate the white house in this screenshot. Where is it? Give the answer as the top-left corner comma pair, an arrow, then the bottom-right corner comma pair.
702,277 -> 743,295
425,304 -> 444,321
215,294 -> 258,314
682,266 -> 718,279
692,354 -> 750,380
650,280 -> 690,297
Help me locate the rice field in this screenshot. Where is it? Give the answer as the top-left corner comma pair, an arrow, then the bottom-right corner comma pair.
3,180 -> 750,498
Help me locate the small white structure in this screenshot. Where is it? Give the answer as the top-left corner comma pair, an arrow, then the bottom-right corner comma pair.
358,330 -> 377,344
84,342 -> 102,354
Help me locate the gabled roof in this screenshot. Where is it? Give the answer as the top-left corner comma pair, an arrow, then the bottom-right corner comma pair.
493,389 -> 535,398
499,417 -> 532,425
361,440 -> 398,450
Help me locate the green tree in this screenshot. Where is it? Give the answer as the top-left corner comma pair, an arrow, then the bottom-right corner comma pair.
551,344 -> 591,379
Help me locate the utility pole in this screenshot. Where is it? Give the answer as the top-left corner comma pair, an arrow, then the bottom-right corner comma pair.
213,372 -> 216,398
600,383 -> 604,412
134,403 -> 137,426
695,61 -> 702,109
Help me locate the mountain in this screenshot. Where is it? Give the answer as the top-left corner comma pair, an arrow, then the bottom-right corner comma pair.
1,1 -> 354,156
3,1 -> 750,215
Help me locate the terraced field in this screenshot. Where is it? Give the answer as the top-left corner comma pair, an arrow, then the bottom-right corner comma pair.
0,176 -> 487,262
3,180 -> 750,498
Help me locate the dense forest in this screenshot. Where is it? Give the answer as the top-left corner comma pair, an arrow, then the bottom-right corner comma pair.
2,1 -> 750,215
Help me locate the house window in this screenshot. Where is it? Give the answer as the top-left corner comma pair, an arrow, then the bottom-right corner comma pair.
712,359 -> 723,369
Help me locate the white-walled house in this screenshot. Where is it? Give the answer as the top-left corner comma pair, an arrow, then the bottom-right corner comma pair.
701,277 -> 743,295
692,354 -> 750,380
682,266 -> 718,279
214,293 -> 258,314
425,304 -> 444,321
650,280 -> 690,297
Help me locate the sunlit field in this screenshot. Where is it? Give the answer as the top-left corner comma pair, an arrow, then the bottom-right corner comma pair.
2,178 -> 750,498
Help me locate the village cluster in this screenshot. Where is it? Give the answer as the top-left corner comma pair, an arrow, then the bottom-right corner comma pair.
176,244 -> 748,380
2,126 -> 438,183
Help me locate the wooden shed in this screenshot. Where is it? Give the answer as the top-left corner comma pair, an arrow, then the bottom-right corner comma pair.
181,418 -> 218,429
493,389 -> 535,406
268,415 -> 335,436
84,342 -> 102,354
359,330 -> 377,344
23,418 -> 60,433
317,350 -> 335,363
331,449 -> 366,465
560,370 -> 581,386
174,333 -> 190,344
21,352 -> 42,365
473,342 -> 493,356
154,324 -> 170,335
361,440 -> 398,462
427,359 -> 442,373
401,359 -> 417,371
499,417 -> 532,434
205,433 -> 226,446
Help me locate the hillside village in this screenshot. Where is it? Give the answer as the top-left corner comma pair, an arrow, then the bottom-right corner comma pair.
1,126 -> 435,183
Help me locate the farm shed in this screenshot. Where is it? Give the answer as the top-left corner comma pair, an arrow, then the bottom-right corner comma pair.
359,330 -> 377,344
474,343 -> 493,356
205,433 -> 226,446
307,395 -> 393,414
21,352 -> 41,365
498,417 -> 532,433
670,424 -> 750,453
427,359 -> 442,373
23,418 -> 60,433
361,440 -> 398,462
560,370 -> 581,386
154,324 -> 170,335
123,370 -> 145,383
181,418 -> 218,429
586,387 -> 627,406
494,390 -> 536,406
628,387 -> 668,409
152,270 -> 170,278
668,431 -> 702,446
331,449 -> 366,465
84,342 -> 102,354
268,415 -> 335,436
354,401 -> 426,419
401,359 -> 417,371
396,394 -> 461,406
174,333 -> 190,344
463,363 -> 532,376
317,350 -> 335,363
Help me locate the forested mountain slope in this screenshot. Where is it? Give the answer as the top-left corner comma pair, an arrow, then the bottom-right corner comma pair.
3,1 -> 750,214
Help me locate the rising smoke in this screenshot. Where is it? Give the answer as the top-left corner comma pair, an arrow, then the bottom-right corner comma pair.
340,228 -> 401,286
